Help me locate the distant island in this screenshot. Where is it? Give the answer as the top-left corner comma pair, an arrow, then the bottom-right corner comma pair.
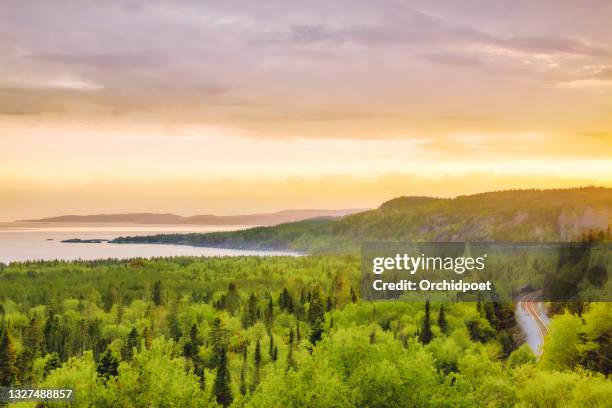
20,208 -> 366,226
61,238 -> 110,243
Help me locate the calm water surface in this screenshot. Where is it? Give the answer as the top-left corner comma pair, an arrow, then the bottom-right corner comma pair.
0,223 -> 293,264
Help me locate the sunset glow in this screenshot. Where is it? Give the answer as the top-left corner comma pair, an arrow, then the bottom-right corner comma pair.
1,1 -> 611,220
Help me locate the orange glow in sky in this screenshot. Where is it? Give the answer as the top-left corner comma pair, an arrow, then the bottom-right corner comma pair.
1,1 -> 611,220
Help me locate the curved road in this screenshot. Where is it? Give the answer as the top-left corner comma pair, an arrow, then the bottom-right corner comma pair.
516,292 -> 549,356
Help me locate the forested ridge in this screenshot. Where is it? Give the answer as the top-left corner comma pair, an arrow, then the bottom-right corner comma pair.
1,187 -> 611,406
112,187 -> 612,252
0,255 -> 611,407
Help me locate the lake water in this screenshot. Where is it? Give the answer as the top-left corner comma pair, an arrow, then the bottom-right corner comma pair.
0,223 -> 293,264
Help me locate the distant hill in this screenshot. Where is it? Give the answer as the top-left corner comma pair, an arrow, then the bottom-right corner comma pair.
111,187 -> 612,252
20,209 -> 367,226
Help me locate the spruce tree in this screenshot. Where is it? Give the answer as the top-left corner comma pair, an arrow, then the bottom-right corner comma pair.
239,347 -> 247,396
0,329 -> 17,386
438,304 -> 448,334
418,300 -> 433,345
124,327 -> 139,360
213,348 -> 232,407
286,329 -> 297,371
252,337 -> 261,390
152,280 -> 164,306
96,349 -> 119,383
266,296 -> 274,325
268,332 -> 274,359
307,287 -> 325,346
296,320 -> 301,343
209,316 -> 229,368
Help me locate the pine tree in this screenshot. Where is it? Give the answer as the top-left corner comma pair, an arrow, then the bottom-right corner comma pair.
213,348 -> 233,407
296,320 -> 301,343
43,352 -> 60,377
286,329 -> 297,371
0,329 -> 17,386
438,304 -> 448,334
243,293 -> 258,328
152,280 -> 164,306
265,296 -> 274,324
20,317 -> 43,382
308,288 -> 325,345
252,337 -> 261,391
124,327 -> 139,360
418,300 -> 433,345
268,332 -> 275,359
193,353 -> 206,391
239,347 -> 247,396
209,316 -> 229,368
96,349 -> 119,383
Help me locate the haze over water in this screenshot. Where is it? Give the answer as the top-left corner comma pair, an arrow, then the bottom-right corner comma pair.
0,223 -> 292,264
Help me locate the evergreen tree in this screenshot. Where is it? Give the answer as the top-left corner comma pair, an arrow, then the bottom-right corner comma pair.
193,353 -> 206,391
265,296 -> 274,324
43,352 -> 60,377
124,327 -> 139,360
209,316 -> 229,368
168,302 -> 182,341
286,329 -> 297,371
152,280 -> 164,306
252,337 -> 261,390
0,329 -> 17,386
268,332 -> 275,359
296,320 -> 301,343
309,318 -> 324,346
438,304 -> 448,334
243,293 -> 258,328
308,288 -> 325,346
223,283 -> 242,315
239,346 -> 247,396
20,317 -> 43,382
213,348 -> 233,407
96,349 -> 119,383
184,323 -> 200,359
418,300 -> 433,345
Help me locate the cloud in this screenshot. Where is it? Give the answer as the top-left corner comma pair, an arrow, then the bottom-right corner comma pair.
420,53 -> 484,67
281,7 -> 612,58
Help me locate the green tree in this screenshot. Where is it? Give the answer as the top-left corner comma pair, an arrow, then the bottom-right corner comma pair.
208,316 -> 229,369
419,300 -> 433,345
287,329 -> 297,371
152,280 -> 164,306
240,346 -> 248,396
0,329 -> 17,386
252,337 -> 262,390
96,349 -> 119,383
124,327 -> 140,361
438,304 -> 448,334
268,332 -> 275,359
213,348 -> 232,407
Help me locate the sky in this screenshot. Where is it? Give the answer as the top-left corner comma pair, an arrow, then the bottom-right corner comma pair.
1,0 -> 611,220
